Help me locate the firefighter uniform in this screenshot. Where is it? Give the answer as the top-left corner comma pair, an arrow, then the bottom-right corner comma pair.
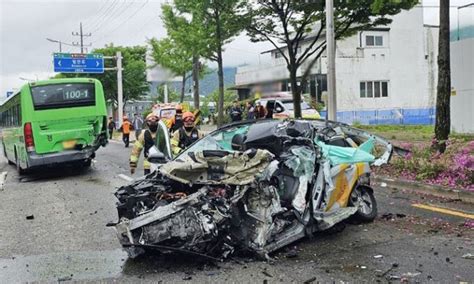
171,112 -> 204,155
129,114 -> 159,175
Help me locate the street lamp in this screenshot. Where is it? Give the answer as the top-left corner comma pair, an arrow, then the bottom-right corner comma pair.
46,38 -> 62,52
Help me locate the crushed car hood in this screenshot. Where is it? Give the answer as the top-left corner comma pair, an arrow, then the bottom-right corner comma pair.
159,149 -> 274,185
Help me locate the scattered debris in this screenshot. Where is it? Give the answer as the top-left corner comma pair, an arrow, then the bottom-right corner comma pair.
401,272 -> 421,278
262,270 -> 273,278
182,275 -> 192,281
380,182 -> 387,187
462,253 -> 474,260
57,276 -> 72,282
373,255 -> 383,259
303,277 -> 317,284
26,215 -> 34,220
0,171 -> 7,191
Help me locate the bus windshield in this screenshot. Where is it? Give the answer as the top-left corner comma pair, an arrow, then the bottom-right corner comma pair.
31,83 -> 95,110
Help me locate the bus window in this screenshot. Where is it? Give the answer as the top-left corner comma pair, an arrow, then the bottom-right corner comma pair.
31,83 -> 95,110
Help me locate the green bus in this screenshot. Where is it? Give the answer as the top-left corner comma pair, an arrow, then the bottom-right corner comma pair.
0,78 -> 108,174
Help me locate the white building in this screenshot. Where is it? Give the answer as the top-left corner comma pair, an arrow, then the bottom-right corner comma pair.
234,6 -> 439,125
450,26 -> 474,134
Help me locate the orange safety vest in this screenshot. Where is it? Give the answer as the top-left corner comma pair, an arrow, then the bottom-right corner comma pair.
122,121 -> 132,134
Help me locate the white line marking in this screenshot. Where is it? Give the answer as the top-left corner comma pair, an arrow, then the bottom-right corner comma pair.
118,174 -> 133,182
0,171 -> 7,191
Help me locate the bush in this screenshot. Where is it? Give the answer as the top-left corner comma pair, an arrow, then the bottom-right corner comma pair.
382,139 -> 474,190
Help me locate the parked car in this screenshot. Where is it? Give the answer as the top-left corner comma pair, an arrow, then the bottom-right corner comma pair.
256,95 -> 320,120
109,119 -> 401,260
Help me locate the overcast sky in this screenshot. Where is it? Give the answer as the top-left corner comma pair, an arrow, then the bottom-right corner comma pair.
1,0 -> 473,99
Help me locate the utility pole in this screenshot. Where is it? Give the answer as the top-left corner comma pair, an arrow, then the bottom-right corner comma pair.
72,22 -> 92,54
326,0 -> 337,122
116,51 -> 124,128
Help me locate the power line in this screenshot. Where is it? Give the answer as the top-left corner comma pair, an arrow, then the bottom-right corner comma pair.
88,0 -> 122,33
93,0 -> 150,45
91,0 -> 132,34
83,0 -> 112,30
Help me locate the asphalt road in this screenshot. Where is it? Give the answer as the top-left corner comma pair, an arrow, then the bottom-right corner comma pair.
0,141 -> 472,283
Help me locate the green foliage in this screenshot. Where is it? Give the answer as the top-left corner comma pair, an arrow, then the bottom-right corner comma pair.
207,88 -> 237,109
246,0 -> 418,117
54,45 -> 149,106
149,37 -> 192,78
156,84 -> 180,104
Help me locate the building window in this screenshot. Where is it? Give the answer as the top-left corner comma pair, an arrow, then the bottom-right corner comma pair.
360,81 -> 388,98
366,35 -> 383,47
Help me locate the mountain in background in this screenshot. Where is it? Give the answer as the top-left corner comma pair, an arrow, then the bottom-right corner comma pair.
148,67 -> 237,100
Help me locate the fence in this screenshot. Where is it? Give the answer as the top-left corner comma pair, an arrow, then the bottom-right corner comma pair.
319,107 -> 435,125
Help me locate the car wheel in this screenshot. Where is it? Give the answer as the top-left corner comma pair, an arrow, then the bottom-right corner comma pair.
349,185 -> 377,223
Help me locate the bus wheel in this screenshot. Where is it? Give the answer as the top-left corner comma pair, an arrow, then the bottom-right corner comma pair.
15,151 -> 26,175
83,159 -> 92,168
15,157 -> 26,175
2,144 -> 13,165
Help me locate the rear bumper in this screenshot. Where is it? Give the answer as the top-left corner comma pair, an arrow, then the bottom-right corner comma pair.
27,147 -> 95,168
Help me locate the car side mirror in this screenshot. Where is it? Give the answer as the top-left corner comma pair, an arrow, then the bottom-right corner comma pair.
147,146 -> 169,164
148,151 -> 168,164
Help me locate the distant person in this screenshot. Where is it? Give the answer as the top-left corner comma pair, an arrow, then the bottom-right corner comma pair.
256,102 -> 267,119
132,113 -> 144,140
130,113 -> 159,176
107,116 -> 116,139
230,101 -> 243,122
246,101 -> 255,120
170,104 -> 184,134
120,116 -> 133,148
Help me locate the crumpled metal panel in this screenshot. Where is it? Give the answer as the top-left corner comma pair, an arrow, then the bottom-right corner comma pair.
159,149 -> 274,185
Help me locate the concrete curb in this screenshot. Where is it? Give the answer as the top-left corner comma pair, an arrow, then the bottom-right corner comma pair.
374,176 -> 474,204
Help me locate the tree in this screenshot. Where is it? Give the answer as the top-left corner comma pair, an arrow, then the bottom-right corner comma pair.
54,44 -> 149,111
167,0 -> 248,126
156,84 -> 180,103
434,0 -> 451,153
247,0 -> 417,118
161,4 -> 210,111
149,37 -> 193,103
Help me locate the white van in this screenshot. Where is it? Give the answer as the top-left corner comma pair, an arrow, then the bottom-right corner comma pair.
256,97 -> 320,119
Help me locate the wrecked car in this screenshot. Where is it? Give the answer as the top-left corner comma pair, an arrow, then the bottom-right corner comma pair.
109,119 -> 398,260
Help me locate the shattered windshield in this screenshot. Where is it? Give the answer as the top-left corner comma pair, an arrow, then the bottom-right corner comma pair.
179,125 -> 250,157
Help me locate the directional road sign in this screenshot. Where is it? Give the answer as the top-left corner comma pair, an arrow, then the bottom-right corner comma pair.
53,53 -> 104,73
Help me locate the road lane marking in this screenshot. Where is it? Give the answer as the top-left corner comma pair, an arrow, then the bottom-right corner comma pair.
412,203 -> 474,219
118,174 -> 133,182
0,171 -> 7,191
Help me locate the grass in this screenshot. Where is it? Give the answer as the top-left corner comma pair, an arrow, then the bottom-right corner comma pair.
352,124 -> 474,142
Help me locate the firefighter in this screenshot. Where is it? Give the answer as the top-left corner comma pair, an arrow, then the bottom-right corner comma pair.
171,111 -> 204,155
170,104 -> 184,134
129,113 -> 159,175
120,116 -> 132,147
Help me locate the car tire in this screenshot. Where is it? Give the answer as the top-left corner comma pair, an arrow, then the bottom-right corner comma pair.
349,185 -> 377,223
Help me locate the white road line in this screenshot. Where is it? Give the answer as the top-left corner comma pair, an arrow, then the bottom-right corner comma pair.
117,174 -> 133,182
0,171 -> 7,191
